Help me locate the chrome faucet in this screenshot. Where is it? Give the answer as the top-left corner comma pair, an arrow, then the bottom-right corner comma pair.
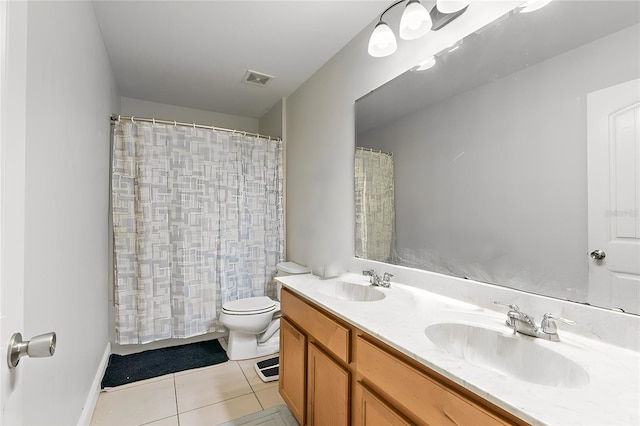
494,302 -> 575,342
362,269 -> 393,288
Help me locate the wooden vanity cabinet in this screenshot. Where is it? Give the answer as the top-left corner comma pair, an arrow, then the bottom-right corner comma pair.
355,336 -> 524,426
279,287 -> 526,426
280,288 -> 351,425
279,317 -> 307,424
355,382 -> 413,426
307,342 -> 350,425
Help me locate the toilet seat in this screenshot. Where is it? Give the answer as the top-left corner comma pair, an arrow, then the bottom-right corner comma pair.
222,296 -> 278,315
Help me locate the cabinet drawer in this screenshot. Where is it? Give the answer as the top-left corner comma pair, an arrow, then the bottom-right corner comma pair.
356,336 -> 514,426
355,382 -> 412,426
281,288 -> 351,363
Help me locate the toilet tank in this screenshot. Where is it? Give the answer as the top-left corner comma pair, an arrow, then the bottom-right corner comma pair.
275,262 -> 311,300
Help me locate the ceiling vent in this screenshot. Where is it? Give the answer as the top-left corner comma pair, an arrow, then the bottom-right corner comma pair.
242,70 -> 274,87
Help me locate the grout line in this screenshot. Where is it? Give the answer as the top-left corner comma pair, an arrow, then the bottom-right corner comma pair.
138,414 -> 177,426
173,374 -> 180,426
176,392 -> 257,416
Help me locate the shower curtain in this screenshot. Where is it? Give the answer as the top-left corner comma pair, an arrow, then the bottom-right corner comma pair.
354,147 -> 395,262
111,120 -> 284,344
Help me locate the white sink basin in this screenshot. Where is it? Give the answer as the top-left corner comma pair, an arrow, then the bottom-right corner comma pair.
316,281 -> 385,302
425,322 -> 589,388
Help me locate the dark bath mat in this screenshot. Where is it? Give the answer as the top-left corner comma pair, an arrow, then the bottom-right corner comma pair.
101,339 -> 228,388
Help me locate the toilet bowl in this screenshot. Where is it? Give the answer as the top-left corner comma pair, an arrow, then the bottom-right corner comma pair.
218,262 -> 310,361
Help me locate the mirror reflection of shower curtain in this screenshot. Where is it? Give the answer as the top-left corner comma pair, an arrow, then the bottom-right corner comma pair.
354,147 -> 395,262
111,120 -> 284,344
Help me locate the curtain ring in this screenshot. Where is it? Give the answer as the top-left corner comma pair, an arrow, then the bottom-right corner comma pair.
131,116 -> 135,123
152,118 -> 156,126
174,120 -> 177,127
117,114 -> 121,122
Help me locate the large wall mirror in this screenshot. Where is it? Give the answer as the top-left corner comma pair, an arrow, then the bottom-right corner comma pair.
355,1 -> 640,314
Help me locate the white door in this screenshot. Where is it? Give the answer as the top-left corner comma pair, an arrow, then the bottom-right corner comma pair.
1,1 -> 28,424
587,78 -> 640,314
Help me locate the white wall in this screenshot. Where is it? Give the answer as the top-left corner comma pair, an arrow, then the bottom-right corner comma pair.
22,2 -> 119,424
120,97 -> 259,132
285,2 -> 518,276
358,24 -> 640,302
259,99 -> 284,139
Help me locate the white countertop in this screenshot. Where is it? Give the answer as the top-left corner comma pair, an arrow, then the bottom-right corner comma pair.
277,273 -> 640,426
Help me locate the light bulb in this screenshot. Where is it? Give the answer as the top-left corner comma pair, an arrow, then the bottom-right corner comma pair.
399,0 -> 433,41
416,56 -> 436,71
368,21 -> 397,57
519,0 -> 552,13
436,0 -> 471,14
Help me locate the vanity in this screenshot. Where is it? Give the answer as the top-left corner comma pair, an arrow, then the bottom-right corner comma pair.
277,273 -> 640,425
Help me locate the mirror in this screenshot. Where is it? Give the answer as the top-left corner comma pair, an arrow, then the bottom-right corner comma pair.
355,1 -> 640,314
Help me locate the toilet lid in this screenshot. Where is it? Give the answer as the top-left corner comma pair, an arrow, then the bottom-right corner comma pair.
222,297 -> 277,315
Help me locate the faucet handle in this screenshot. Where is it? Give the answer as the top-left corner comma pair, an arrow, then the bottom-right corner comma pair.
362,269 -> 376,277
494,301 -> 520,312
541,313 -> 575,334
382,272 -> 394,282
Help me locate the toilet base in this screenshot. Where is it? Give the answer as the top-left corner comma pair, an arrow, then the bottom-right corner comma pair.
220,330 -> 280,361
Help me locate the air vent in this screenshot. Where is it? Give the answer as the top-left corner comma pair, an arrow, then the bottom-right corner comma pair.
242,70 -> 274,87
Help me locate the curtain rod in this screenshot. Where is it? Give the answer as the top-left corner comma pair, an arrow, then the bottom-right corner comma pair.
356,146 -> 392,157
110,114 -> 281,142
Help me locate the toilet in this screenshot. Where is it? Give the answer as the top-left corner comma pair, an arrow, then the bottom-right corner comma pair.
218,261 -> 310,361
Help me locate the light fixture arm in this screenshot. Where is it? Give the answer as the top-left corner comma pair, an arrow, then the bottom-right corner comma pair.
377,0 -> 407,23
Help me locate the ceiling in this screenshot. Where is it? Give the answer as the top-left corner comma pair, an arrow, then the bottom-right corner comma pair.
92,1 -> 388,119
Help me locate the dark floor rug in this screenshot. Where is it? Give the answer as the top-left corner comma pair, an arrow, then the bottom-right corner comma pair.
101,339 -> 228,388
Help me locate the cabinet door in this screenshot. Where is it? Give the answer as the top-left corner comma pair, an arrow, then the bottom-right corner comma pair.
280,317 -> 307,425
355,382 -> 412,426
307,342 -> 350,426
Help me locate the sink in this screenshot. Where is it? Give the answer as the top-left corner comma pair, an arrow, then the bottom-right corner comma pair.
316,281 -> 386,302
425,322 -> 589,388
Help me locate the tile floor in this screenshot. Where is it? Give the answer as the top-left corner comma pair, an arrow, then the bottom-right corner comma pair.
90,354 -> 287,426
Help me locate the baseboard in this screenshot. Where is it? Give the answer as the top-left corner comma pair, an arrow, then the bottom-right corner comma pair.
76,342 -> 111,426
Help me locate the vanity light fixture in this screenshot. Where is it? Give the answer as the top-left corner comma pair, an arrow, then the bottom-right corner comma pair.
415,56 -> 436,71
368,20 -> 398,57
518,0 -> 553,13
436,0 -> 471,14
399,0 -> 433,40
414,38 -> 463,72
368,0 -> 469,58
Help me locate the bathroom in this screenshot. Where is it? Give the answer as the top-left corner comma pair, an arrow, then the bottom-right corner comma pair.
1,0 -> 638,425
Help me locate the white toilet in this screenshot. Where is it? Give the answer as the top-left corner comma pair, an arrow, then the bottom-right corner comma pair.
218,262 -> 310,361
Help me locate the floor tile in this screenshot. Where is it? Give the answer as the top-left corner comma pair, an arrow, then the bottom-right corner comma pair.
140,416 -> 179,426
255,386 -> 286,410
238,354 -> 279,392
90,377 -> 177,426
175,361 -> 253,413
178,394 -> 262,426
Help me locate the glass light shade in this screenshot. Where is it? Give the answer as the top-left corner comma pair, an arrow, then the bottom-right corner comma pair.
519,0 -> 552,13
416,56 -> 436,71
399,1 -> 433,40
436,0 -> 471,14
368,21 -> 397,57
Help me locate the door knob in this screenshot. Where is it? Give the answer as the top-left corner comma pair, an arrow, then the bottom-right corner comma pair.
590,249 -> 606,260
7,332 -> 56,369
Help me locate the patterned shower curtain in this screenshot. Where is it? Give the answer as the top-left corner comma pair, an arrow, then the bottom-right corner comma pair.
354,147 -> 395,262
111,120 -> 284,344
